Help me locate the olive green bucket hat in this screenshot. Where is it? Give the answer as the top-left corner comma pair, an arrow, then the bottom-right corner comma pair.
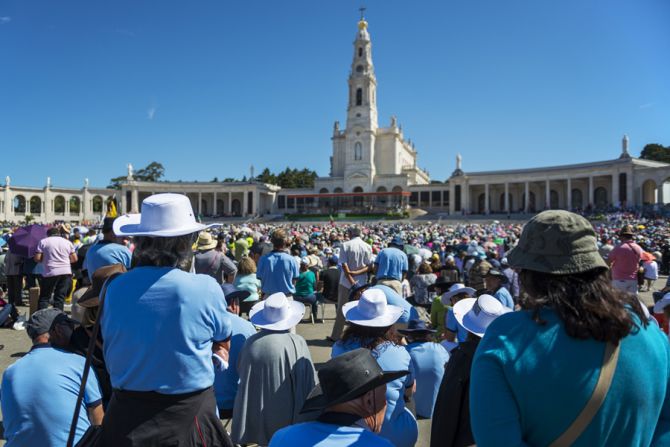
507,210 -> 608,274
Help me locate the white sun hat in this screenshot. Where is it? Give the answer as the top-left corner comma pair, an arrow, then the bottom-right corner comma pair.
453,294 -> 511,338
342,288 -> 403,327
441,283 -> 476,305
249,292 -> 305,331
113,193 -> 207,237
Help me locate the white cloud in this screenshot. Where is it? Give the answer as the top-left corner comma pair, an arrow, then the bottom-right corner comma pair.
0,16 -> 11,24
147,107 -> 156,120
639,102 -> 655,109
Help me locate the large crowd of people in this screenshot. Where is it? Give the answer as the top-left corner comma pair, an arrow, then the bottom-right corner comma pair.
0,193 -> 669,446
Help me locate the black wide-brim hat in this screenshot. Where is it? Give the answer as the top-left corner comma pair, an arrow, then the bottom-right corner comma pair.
301,348 -> 408,413
427,278 -> 456,293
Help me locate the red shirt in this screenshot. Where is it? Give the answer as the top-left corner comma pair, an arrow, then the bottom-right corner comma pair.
608,241 -> 643,281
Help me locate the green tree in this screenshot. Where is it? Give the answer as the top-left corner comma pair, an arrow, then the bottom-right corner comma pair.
640,144 -> 670,163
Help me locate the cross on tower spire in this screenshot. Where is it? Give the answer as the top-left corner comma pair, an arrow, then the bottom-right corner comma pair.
359,6 -> 366,20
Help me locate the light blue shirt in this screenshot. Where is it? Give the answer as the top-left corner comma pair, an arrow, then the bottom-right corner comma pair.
214,312 -> 256,410
233,274 -> 261,301
270,421 -> 394,447
257,251 -> 299,295
1,345 -> 102,447
471,308 -> 670,446
446,307 -> 469,343
405,341 -> 450,418
372,284 -> 419,324
375,247 -> 408,281
84,240 -> 132,280
102,267 -> 232,394
332,340 -> 418,447
493,286 -> 515,309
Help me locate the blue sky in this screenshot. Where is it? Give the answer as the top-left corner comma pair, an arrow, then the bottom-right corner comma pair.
1,0 -> 668,188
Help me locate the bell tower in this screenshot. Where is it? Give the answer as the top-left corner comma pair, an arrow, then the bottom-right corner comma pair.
345,10 -> 378,131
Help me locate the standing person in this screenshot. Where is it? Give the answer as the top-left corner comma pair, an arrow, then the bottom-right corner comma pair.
257,228 -> 300,297
35,227 -> 77,310
332,288 -> 418,447
3,248 -> 23,321
250,234 -> 273,264
428,278 -> 456,337
374,236 -> 408,295
83,217 -> 132,280
484,269 -> 515,309
471,211 -> 670,446
399,319 -> 450,419
329,226 -> 373,342
430,294 -> 510,447
1,309 -> 104,447
642,252 -> 659,292
232,256 -> 261,315
608,225 -> 643,295
466,252 -> 491,293
270,348 -> 404,447
214,288 -> 256,419
99,194 -> 234,446
193,231 -> 237,284
295,257 -> 318,321
232,293 -> 316,446
500,257 -> 519,300
319,255 -> 340,303
409,263 -> 437,309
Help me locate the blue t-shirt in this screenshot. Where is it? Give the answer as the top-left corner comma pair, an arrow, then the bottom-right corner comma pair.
405,341 -> 450,418
445,307 -> 469,343
102,267 -> 232,394
270,421 -> 394,447
471,308 -> 670,446
493,286 -> 514,309
1,345 -> 102,447
257,251 -> 299,295
375,247 -> 408,281
214,311 -> 256,410
332,340 -> 418,447
372,284 -> 419,324
84,240 -> 132,280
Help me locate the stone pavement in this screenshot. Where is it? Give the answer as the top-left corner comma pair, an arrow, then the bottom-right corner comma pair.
0,277 -> 665,446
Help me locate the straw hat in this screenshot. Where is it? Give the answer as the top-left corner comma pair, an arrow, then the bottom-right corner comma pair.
342,288 -> 403,327
249,292 -> 305,331
196,232 -> 217,251
114,193 -> 207,237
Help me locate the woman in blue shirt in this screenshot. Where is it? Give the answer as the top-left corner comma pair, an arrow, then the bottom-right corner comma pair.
331,288 -> 419,447
471,210 -> 670,446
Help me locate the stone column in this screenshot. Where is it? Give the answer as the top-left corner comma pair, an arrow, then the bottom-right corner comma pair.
567,177 -> 572,211
464,181 -> 470,214
626,171 -> 634,208
253,189 -> 260,215
120,187 -> 127,214
524,181 -> 529,213
449,183 -> 455,215
197,192 -> 202,215
242,189 -> 248,217
545,179 -> 551,209
612,172 -> 619,208
659,185 -> 665,205
588,176 -> 594,207
228,192 -> 232,216
3,180 -> 11,220
213,192 -> 218,215
131,188 -> 139,214
484,184 -> 490,214
504,183 -> 509,213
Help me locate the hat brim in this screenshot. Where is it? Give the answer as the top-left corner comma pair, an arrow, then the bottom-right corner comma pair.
453,298 -> 511,337
77,286 -> 100,308
427,281 -> 455,293
441,287 -> 476,304
249,300 -> 305,331
225,290 -> 252,303
113,213 -> 207,237
301,369 -> 409,413
398,327 -> 436,336
342,301 -> 403,327
506,246 -> 608,275
197,241 -> 218,250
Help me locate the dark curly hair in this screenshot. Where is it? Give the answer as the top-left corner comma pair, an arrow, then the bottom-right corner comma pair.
519,267 -> 648,344
131,233 -> 198,270
340,323 -> 400,351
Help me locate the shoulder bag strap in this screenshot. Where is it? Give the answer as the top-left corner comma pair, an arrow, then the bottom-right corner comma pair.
66,272 -> 122,447
549,342 -> 620,447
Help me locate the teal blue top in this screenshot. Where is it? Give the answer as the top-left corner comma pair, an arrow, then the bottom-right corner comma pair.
233,273 -> 261,302
470,308 -> 670,447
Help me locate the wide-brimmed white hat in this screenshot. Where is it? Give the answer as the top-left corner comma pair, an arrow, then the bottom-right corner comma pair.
114,193 -> 207,237
249,292 -> 305,331
453,294 -> 511,337
441,283 -> 476,304
343,288 -> 403,327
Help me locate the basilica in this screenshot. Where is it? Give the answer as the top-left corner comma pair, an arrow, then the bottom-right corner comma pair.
2,16 -> 670,223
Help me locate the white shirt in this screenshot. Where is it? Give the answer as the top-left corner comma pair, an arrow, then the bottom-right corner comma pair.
338,237 -> 373,288
643,260 -> 659,280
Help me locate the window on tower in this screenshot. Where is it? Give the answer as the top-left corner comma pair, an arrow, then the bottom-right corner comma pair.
358,47 -> 362,57
354,142 -> 362,160
356,65 -> 363,73
356,88 -> 362,106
